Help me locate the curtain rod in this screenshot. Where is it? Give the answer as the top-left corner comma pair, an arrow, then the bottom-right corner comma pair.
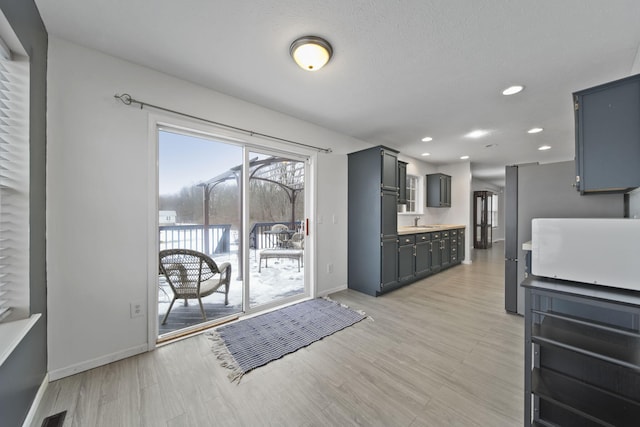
114,93 -> 332,153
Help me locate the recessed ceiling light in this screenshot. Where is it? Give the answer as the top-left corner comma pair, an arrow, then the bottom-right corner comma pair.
460,155 -> 470,160
421,152 -> 431,156
421,136 -> 433,142
538,145 -> 551,151
528,127 -> 544,134
502,85 -> 524,95
465,129 -> 489,138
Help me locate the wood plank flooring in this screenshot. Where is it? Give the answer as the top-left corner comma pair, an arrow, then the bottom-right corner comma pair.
31,242 -> 523,426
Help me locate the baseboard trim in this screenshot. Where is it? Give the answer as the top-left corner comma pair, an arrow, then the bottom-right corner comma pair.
318,284 -> 348,297
48,343 -> 148,381
22,372 -> 49,427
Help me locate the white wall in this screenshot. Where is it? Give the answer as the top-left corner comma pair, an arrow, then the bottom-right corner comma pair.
46,37 -> 369,378
397,155 -> 472,262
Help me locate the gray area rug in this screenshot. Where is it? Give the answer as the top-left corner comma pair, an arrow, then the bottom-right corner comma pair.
207,298 -> 367,382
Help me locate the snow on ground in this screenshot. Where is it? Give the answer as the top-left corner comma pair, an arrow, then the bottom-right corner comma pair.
158,248 -> 304,315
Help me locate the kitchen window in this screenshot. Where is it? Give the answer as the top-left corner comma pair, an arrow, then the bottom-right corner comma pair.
399,175 -> 420,214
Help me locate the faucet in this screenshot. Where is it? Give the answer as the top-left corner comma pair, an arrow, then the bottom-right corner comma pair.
414,216 -> 420,227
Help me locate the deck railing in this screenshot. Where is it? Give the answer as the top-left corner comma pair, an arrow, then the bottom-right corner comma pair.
250,221 -> 301,249
159,224 -> 231,255
160,221 -> 302,254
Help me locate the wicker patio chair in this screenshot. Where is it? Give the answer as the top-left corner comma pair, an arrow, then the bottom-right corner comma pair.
271,223 -> 291,248
159,249 -> 232,325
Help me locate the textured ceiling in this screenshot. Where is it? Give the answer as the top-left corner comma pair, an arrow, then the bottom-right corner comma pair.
35,0 -> 640,186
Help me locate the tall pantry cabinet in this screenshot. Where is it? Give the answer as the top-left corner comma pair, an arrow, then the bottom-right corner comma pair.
348,146 -> 400,296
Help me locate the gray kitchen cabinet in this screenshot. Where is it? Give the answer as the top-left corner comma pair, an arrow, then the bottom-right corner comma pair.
430,232 -> 442,271
523,276 -> 640,426
414,233 -> 432,276
440,230 -> 451,267
398,234 -> 415,282
348,146 -> 400,296
426,173 -> 451,207
397,160 -> 408,205
574,73 -> 640,194
381,148 -> 399,191
381,238 -> 399,290
457,228 -> 465,261
450,230 -> 458,263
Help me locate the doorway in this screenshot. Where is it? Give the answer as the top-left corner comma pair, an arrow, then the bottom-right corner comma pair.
157,127 -> 310,340
473,190 -> 493,249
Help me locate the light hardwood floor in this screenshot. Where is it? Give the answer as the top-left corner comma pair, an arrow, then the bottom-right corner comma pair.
32,242 -> 523,426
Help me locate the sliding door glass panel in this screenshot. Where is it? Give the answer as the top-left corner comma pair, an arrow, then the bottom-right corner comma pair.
158,129 -> 243,337
247,151 -> 306,309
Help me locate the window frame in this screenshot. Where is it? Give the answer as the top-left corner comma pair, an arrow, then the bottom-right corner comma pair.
398,174 -> 421,215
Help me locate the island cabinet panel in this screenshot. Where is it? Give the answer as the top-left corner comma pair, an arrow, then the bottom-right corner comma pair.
574,73 -> 640,194
348,146 -> 399,296
523,276 -> 640,427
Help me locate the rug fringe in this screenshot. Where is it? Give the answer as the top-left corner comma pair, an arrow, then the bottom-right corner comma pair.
323,296 -> 373,321
206,331 -> 245,384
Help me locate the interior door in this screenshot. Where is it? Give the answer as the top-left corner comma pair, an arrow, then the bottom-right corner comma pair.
474,191 -> 493,249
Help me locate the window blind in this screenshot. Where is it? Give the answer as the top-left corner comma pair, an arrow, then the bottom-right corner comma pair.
0,53 -> 29,323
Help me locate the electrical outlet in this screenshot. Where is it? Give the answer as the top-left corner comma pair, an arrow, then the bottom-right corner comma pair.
130,302 -> 144,318
327,263 -> 333,274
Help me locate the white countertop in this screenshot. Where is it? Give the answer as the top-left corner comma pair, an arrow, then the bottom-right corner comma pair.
398,224 -> 465,235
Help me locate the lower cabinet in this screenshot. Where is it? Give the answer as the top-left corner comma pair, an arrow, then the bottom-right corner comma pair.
523,276 -> 640,426
414,233 -> 432,276
398,235 -> 415,282
381,238 -> 399,291
397,227 -> 464,286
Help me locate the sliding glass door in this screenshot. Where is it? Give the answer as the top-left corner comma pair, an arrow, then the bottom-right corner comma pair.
157,127 -> 309,340
246,150 -> 306,310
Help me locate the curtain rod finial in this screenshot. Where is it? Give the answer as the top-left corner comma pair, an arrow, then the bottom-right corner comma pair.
114,93 -> 133,105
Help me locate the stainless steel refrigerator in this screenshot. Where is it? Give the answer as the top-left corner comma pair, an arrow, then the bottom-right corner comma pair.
504,162 -> 624,315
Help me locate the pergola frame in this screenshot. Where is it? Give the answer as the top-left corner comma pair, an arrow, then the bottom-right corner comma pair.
197,156 -> 304,279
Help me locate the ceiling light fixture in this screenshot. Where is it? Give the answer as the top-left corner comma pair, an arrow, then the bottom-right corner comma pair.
290,36 -> 333,71
527,127 -> 544,134
460,155 -> 470,160
421,136 -> 433,142
465,129 -> 489,138
421,152 -> 431,156
538,145 -> 552,151
502,85 -> 524,95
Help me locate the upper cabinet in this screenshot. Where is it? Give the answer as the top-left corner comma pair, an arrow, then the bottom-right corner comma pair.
381,148 -> 399,191
426,173 -> 451,207
574,73 -> 640,194
397,161 -> 408,205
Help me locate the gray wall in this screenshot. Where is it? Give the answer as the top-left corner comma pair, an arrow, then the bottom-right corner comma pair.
0,1 -> 47,426
516,161 -> 624,313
